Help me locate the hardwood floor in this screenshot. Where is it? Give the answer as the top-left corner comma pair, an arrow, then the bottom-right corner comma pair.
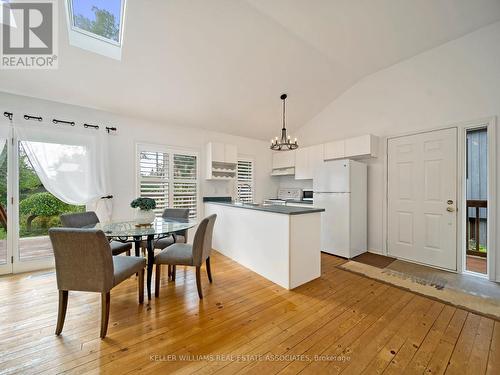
0,252 -> 498,374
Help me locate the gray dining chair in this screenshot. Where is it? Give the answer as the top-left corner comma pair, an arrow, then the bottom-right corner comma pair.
140,208 -> 189,250
49,228 -> 146,338
140,208 -> 189,278
60,211 -> 132,256
154,214 -> 216,299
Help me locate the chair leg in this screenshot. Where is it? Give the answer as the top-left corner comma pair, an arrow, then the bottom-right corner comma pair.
172,265 -> 176,281
196,266 -> 203,299
100,292 -> 110,339
138,268 -> 144,304
55,290 -> 68,336
126,250 -> 131,256
167,265 -> 172,280
155,264 -> 161,298
206,257 -> 213,283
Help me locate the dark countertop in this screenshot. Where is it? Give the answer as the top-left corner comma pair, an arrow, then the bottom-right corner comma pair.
204,201 -> 325,215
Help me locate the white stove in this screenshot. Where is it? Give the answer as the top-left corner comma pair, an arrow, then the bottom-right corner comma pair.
264,188 -> 303,206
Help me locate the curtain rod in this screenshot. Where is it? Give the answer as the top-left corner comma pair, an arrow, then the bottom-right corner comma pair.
2,111 -> 117,133
24,114 -> 42,121
52,118 -> 75,126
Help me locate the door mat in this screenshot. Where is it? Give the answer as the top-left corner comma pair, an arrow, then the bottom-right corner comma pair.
351,252 -> 396,269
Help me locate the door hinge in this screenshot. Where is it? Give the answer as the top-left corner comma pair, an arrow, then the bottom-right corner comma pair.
10,197 -> 13,205
11,137 -> 14,146
11,256 -> 13,264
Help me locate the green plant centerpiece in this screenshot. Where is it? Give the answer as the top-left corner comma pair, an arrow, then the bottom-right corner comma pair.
130,197 -> 157,225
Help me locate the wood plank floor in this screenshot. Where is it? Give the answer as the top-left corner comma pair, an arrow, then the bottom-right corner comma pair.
0,252 -> 498,374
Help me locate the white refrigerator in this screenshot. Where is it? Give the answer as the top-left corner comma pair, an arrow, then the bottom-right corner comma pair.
313,159 -> 367,258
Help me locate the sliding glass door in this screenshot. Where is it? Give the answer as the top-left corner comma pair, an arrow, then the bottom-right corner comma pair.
0,133 -> 85,274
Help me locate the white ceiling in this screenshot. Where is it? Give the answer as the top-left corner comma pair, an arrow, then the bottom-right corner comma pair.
1,0 -> 499,140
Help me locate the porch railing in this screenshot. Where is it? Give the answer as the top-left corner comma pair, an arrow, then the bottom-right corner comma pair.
0,204 -> 6,230
466,199 -> 487,257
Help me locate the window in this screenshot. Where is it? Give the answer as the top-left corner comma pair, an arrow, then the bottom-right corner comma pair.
65,0 -> 126,60
138,145 -> 198,219
237,159 -> 254,203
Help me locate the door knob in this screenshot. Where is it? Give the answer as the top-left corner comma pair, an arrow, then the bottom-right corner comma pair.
446,206 -> 455,212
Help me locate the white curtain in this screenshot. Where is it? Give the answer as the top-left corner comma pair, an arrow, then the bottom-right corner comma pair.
14,121 -> 113,221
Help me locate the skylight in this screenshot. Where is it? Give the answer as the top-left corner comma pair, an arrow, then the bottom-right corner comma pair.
65,0 -> 126,60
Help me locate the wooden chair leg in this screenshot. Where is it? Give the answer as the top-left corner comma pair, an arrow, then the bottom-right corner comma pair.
196,266 -> 203,299
171,265 -> 176,281
100,292 -> 110,339
167,265 -> 172,280
55,290 -> 68,336
155,264 -> 161,298
206,257 -> 213,283
138,268 -> 144,303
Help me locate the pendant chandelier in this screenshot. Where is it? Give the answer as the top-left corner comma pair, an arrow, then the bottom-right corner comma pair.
270,93 -> 298,151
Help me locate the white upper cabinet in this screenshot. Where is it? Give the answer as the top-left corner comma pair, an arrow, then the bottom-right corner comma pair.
294,148 -> 309,179
224,144 -> 238,164
206,142 -> 237,180
324,140 -> 345,160
209,142 -> 226,163
345,134 -> 378,159
323,135 -> 378,161
272,151 -> 296,169
309,144 -> 325,175
295,144 -> 324,180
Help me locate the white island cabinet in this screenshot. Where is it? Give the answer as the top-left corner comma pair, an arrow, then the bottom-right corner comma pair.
204,202 -> 324,289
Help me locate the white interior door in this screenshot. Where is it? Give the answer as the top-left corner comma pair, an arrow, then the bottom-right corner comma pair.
388,128 -> 457,270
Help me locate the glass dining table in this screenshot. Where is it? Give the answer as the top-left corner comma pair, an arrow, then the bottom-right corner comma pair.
85,217 -> 197,300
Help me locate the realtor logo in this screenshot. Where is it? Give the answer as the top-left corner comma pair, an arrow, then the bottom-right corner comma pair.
1,1 -> 58,69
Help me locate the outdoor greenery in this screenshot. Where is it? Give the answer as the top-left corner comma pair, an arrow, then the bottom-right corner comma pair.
468,239 -> 487,253
74,6 -> 120,42
0,145 -> 84,240
19,193 -> 81,233
131,197 -> 156,211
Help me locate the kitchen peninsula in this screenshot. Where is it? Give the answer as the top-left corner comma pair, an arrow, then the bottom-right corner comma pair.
204,198 -> 325,289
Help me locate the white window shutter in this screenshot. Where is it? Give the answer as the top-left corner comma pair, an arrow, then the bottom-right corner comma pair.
173,153 -> 198,219
237,160 -> 253,203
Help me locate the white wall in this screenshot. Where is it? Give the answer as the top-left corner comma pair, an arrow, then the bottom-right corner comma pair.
296,22 -> 500,279
0,92 -> 279,220
276,175 -> 312,191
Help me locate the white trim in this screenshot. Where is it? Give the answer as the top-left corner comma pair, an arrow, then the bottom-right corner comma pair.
236,156 -> 254,203
64,0 -> 126,60
458,117 -> 496,281
135,142 -> 201,219
383,117 -> 497,280
0,128 -> 13,275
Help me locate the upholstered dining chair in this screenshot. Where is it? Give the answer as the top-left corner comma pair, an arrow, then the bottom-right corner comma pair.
60,211 -> 132,256
154,214 -> 216,299
49,228 -> 146,338
141,208 -> 190,249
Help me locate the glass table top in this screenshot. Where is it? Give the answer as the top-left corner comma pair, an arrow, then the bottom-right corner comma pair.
85,217 -> 197,238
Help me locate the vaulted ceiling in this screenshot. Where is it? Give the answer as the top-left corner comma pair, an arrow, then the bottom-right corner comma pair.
1,0 -> 500,140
